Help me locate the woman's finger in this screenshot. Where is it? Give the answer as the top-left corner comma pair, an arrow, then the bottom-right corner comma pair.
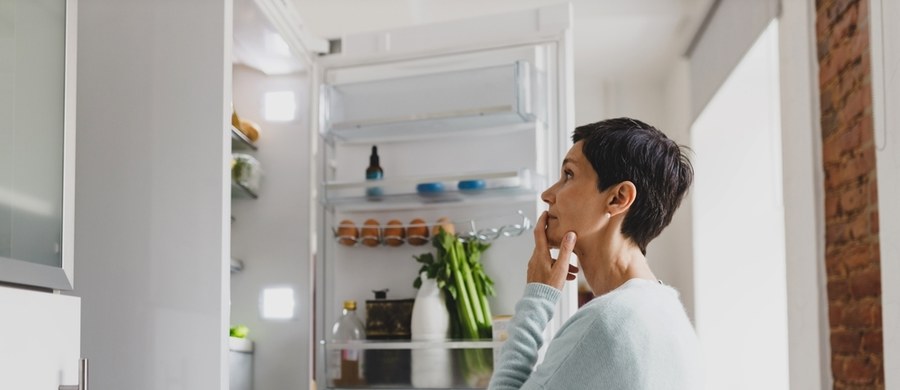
552,231 -> 577,282
532,211 -> 549,252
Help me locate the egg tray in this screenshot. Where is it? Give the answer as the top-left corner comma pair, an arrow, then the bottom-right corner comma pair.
333,232 -> 433,248
330,210 -> 532,247
331,221 -> 436,248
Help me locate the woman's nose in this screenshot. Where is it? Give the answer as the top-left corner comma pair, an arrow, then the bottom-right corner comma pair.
541,183 -> 556,205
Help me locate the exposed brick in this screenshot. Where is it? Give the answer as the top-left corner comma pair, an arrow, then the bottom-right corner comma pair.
858,115 -> 875,147
849,266 -> 882,298
831,4 -> 857,39
831,44 -> 859,79
839,184 -> 868,216
847,209 -> 870,241
842,87 -> 872,124
861,41 -> 872,73
827,249 -> 850,278
826,147 -> 877,190
833,354 -> 846,379
849,21 -> 870,52
821,57 -> 841,88
858,0 -> 869,28
843,355 -> 878,384
825,219 -> 850,246
829,277 -> 852,300
817,1 -> 884,387
827,0 -> 853,24
832,329 -> 862,353
837,72 -> 861,101
826,191 -> 842,216
842,242 -> 874,270
842,298 -> 879,328
861,330 -> 883,354
871,210 -> 879,234
830,302 -> 845,327
869,174 -> 879,203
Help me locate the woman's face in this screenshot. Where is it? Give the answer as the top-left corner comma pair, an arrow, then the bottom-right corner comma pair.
541,141 -> 609,248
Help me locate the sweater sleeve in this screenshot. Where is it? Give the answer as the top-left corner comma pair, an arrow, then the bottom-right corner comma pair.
487,283 -> 561,390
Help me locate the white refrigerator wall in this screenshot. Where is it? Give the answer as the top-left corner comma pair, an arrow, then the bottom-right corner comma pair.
230,65 -> 312,390
72,0 -> 231,388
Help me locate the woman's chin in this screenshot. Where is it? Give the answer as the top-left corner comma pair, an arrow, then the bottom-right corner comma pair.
546,234 -> 562,249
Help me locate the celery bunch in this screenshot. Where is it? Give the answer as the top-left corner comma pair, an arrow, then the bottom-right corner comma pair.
413,229 -> 495,385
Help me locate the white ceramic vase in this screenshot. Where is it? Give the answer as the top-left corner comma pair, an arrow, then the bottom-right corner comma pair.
410,272 -> 453,388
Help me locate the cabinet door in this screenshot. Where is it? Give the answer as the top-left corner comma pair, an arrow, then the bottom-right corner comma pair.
0,287 -> 81,390
0,0 -> 77,290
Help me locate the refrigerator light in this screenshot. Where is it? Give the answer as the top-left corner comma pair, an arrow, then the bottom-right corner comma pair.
264,91 -> 296,122
260,286 -> 296,320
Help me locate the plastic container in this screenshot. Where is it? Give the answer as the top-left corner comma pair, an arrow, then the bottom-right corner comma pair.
457,179 -> 486,193
416,182 -> 445,197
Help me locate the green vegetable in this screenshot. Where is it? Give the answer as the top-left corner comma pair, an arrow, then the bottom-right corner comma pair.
230,325 -> 249,339
414,228 -> 494,385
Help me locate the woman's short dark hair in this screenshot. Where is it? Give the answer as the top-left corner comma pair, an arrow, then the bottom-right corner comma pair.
572,117 -> 693,255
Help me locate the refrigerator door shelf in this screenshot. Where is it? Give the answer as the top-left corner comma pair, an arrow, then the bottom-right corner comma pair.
323,61 -> 542,144
323,169 -> 543,211
331,210 -> 532,246
322,339 -> 502,350
324,187 -> 536,213
231,126 -> 258,150
325,107 -> 537,145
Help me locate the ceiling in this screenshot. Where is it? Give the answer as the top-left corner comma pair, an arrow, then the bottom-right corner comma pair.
291,0 -> 709,82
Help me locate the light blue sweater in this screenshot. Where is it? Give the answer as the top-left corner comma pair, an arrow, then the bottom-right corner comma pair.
489,279 -> 702,390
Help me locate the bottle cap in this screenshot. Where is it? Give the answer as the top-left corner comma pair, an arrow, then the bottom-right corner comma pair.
343,300 -> 357,310
370,145 -> 380,165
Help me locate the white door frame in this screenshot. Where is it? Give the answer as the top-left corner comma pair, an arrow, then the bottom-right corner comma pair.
869,0 -> 899,386
778,1 -> 832,389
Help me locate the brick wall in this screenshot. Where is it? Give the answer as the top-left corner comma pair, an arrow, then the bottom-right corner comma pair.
815,0 -> 884,388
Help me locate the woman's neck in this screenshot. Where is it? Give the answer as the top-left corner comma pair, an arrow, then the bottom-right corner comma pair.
575,231 -> 656,297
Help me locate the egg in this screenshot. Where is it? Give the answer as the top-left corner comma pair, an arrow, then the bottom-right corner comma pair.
432,217 -> 455,236
360,219 -> 381,247
406,218 -> 430,246
336,220 -> 358,246
383,219 -> 406,247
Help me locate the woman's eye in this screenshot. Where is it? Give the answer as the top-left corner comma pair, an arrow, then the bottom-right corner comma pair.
564,171 -> 573,180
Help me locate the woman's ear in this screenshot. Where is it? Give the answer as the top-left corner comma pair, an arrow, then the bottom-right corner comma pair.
607,181 -> 637,217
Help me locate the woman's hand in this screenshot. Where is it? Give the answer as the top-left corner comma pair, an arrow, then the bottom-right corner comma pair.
527,211 -> 578,290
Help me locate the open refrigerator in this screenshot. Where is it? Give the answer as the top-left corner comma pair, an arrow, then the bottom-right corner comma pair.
308,4 -> 576,389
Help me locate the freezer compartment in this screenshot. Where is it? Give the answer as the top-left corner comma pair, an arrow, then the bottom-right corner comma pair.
323,61 -> 542,143
321,339 -> 501,389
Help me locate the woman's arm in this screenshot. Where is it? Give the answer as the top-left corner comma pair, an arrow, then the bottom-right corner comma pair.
487,283 -> 561,390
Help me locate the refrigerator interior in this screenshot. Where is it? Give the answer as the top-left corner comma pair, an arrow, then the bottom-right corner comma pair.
316,42 -> 562,388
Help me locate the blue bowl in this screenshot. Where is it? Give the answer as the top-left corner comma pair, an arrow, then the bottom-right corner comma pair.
416,182 -> 445,196
457,179 -> 486,193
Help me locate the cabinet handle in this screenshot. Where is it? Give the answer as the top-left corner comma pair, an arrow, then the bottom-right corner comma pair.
58,358 -> 88,390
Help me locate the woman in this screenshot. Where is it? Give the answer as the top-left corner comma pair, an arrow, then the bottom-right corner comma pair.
489,118 -> 702,389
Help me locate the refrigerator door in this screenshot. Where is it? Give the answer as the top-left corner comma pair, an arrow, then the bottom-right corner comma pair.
312,4 -> 574,389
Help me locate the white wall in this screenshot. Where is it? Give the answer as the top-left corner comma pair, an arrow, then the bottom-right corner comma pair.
579,74 -> 697,320
230,65 -> 311,390
656,58 -> 696,321
72,0 -> 231,388
691,21 -> 788,390
870,0 -> 900,386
